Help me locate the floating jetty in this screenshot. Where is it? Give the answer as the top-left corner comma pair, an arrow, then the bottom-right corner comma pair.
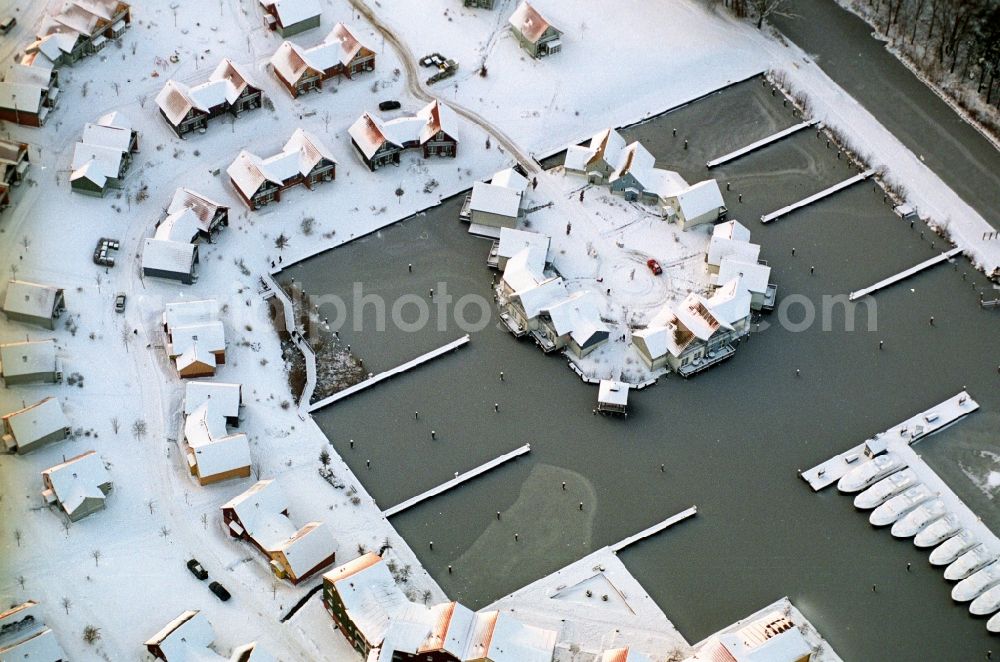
849,247 -> 962,301
760,169 -> 876,223
261,275 -> 318,411
800,391 -> 978,491
610,506 -> 698,552
382,443 -> 531,517
706,120 -> 817,168
308,335 -> 470,411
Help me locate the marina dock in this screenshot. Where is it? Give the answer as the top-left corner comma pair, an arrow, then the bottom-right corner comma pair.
760,169 -> 876,223
382,444 -> 531,517
308,335 -> 470,411
800,391 -> 979,491
849,247 -> 962,300
610,506 -> 698,552
706,120 -> 817,168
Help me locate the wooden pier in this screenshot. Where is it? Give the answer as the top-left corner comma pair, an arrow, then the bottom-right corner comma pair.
849,247 -> 962,301
382,444 -> 532,517
610,506 -> 698,552
800,391 -> 979,491
706,120 -> 817,168
761,169 -> 875,224
307,335 -> 470,412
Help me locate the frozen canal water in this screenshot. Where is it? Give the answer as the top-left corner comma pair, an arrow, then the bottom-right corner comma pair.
282,77 -> 1000,660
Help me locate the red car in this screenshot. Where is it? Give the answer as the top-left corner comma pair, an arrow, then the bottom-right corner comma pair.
647,258 -> 662,275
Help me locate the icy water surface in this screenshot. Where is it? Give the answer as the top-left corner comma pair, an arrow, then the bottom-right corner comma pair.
284,77 -> 1000,660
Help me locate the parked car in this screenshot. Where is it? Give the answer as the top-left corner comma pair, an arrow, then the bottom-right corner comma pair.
186,559 -> 208,580
208,581 -> 231,601
646,258 -> 662,275
378,100 -> 401,111
0,17 -> 16,34
114,293 -> 127,313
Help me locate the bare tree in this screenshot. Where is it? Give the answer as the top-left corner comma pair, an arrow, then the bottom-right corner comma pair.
132,419 -> 147,442
91,549 -> 102,567
110,416 -> 120,435
16,575 -> 25,590
83,625 -> 101,645
13,528 -> 21,547
61,597 -> 72,614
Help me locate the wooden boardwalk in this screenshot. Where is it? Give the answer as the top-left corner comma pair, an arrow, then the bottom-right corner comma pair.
849,247 -> 962,301
308,335 -> 470,411
610,506 -> 698,552
760,169 -> 875,223
706,120 -> 817,168
382,444 -> 531,517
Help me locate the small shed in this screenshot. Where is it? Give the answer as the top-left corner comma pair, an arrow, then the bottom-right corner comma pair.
2,279 -> 65,329
596,380 -> 629,416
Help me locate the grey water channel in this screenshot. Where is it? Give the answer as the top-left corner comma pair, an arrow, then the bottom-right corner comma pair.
282,77 -> 1000,660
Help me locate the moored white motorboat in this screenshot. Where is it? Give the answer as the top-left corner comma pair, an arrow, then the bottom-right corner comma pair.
952,562 -> 1000,602
969,584 -> 1000,616
988,611 -> 1000,633
891,499 -> 947,538
854,469 -> 918,510
930,530 -> 978,566
945,546 -> 998,582
869,484 -> 933,527
838,453 -> 906,493
914,515 -> 961,548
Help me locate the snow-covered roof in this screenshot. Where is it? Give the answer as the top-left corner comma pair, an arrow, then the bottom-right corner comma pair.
81,122 -> 132,153
704,277 -> 752,327
417,100 -> 459,145
260,0 -> 321,26
164,299 -> 219,329
3,397 -> 69,448
497,228 -> 550,261
601,648 -> 653,662
610,142 -> 656,189
271,23 -> 371,82
184,401 -> 250,479
168,188 -> 227,230
0,339 -> 57,378
270,41 -> 312,83
509,1 -> 558,44
378,602 -> 475,660
0,82 -> 45,113
717,257 -> 771,295
686,610 -> 812,662
184,382 -> 242,419
587,128 -> 626,171
0,624 -> 67,662
564,145 -> 595,172
466,611 -> 556,662
350,100 -> 458,159
544,291 -> 608,346
323,553 -> 409,648
228,129 -> 336,198
145,610 -> 219,662
3,62 -> 54,89
491,167 -> 528,192
229,642 -> 276,662
275,521 -> 338,579
222,479 -> 295,549
156,59 -> 258,126
675,291 -> 726,339
470,181 -> 522,218
348,113 -> 394,159
707,236 -> 760,268
647,168 -> 688,200
143,238 -> 197,276
154,208 -> 203,244
3,280 -> 62,321
501,246 -> 548,292
70,143 -> 123,188
713,219 -> 751,243
598,380 -> 629,407
169,320 -> 226,358
673,179 -> 725,219
42,450 -> 110,517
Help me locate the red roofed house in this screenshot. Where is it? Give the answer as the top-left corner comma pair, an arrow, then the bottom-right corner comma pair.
155,59 -> 264,137
509,1 -> 562,58
347,100 -> 458,171
226,128 -> 337,210
269,23 -> 376,97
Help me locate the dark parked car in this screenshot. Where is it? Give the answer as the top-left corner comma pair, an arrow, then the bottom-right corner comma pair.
186,559 -> 208,580
0,17 -> 16,34
378,100 -> 401,111
208,581 -> 231,601
114,293 -> 127,313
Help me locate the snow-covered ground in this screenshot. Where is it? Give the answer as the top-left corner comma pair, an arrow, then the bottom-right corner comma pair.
1,0 -> 997,659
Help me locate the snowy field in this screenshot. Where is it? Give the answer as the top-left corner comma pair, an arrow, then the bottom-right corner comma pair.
0,0 -> 992,659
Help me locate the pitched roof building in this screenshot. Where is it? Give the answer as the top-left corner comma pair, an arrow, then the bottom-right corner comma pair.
509,1 -> 562,58
270,23 -> 376,97
0,339 -> 61,385
70,111 -> 139,196
227,129 -> 337,209
467,168 -> 529,235
162,300 -> 226,377
683,610 -> 813,662
0,601 -> 68,662
41,450 -> 112,522
2,396 -> 71,454
259,0 -> 321,37
32,0 -> 132,65
323,553 -> 409,657
221,479 -> 338,584
0,61 -> 60,127
2,280 -> 66,329
156,59 -> 263,137
0,139 -> 30,212
348,100 -> 458,171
